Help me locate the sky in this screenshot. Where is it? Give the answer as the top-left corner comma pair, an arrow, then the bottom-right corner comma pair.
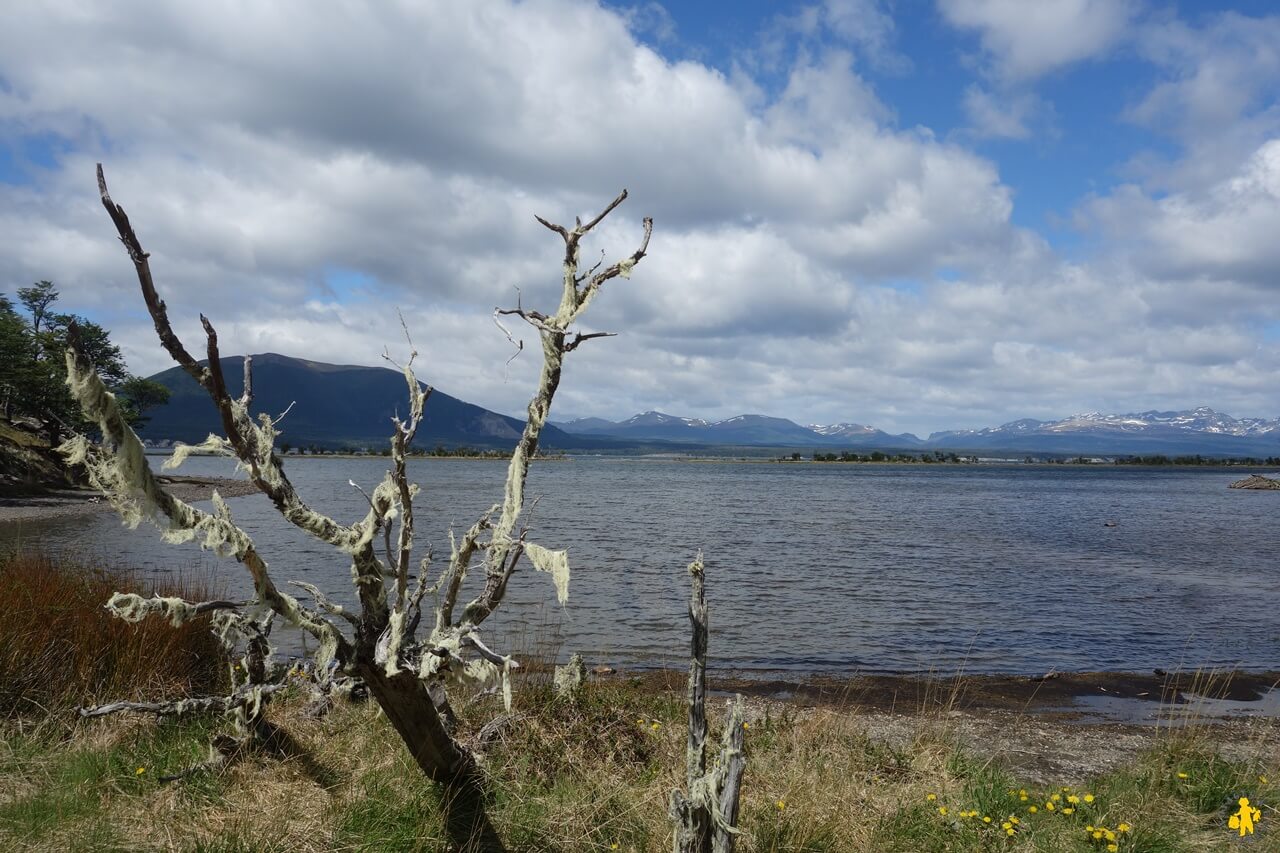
1,0 -> 1278,438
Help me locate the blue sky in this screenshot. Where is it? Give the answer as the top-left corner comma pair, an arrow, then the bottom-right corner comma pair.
1,1 -> 1277,435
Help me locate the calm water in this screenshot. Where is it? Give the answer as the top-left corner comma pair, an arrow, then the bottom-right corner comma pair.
4,457 -> 1277,676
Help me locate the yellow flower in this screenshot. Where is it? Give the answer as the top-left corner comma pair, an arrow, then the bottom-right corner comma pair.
1001,821 -> 1012,830
1045,802 -> 1055,811
1092,831 -> 1102,840
135,766 -> 145,775
742,722 -> 750,729
1117,823 -> 1131,833
938,806 -> 948,816
926,793 -> 937,801
1063,807 -> 1075,815
776,800 -> 786,810
1067,795 -> 1080,804
1176,772 -> 1188,779
1009,816 -> 1020,825
1084,793 -> 1095,803
1005,828 -> 1015,836
1107,846 -> 1118,853
1051,793 -> 1062,802
1105,830 -> 1116,842
610,845 -> 619,851
636,719 -> 645,724
1260,775 -> 1268,784
650,722 -> 660,730
1019,794 -> 1028,801
1028,806 -> 1038,814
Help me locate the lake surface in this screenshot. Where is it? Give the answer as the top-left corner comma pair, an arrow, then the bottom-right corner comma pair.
4,457 -> 1277,677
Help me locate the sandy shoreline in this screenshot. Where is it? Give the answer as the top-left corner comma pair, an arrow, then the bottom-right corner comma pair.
0,475 -> 259,525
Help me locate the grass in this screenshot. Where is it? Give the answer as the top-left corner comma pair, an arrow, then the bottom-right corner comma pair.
0,674 -> 1274,852
0,550 -> 229,718
0,551 -> 1275,850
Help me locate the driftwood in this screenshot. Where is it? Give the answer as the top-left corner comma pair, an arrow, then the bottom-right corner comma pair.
1229,474 -> 1280,490
62,165 -> 651,851
669,555 -> 747,853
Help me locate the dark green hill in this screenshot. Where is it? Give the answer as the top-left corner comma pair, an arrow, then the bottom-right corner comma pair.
138,353 -> 582,451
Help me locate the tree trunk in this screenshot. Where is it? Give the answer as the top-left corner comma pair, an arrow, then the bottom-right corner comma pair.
359,665 -> 508,852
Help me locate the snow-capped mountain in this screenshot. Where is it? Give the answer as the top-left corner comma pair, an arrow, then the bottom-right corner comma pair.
808,422 -> 878,437
927,407 -> 1280,455
558,406 -> 1280,455
931,407 -> 1279,441
1044,407 -> 1279,436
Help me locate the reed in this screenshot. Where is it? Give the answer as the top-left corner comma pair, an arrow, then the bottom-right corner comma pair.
0,549 -> 228,718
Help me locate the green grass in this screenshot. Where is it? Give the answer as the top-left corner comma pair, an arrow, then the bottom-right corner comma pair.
0,670 -> 1275,851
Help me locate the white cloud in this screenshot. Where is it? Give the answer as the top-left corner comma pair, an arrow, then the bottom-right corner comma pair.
1125,11 -> 1280,191
939,0 -> 1136,81
0,0 -> 1276,436
959,85 -> 1037,139
1081,139 -> 1280,286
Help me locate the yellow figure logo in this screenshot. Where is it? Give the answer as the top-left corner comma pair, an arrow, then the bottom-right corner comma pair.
1229,797 -> 1261,837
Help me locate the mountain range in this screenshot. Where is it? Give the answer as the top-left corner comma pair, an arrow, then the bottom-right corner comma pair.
138,353 -> 586,450
138,354 -> 1280,457
555,407 -> 1280,456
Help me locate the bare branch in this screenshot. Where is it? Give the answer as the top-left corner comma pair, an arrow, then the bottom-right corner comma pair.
576,188 -> 628,237
533,214 -> 569,240
78,683 -> 287,719
565,331 -> 617,352
97,164 -> 209,389
289,581 -> 360,628
241,354 -> 254,408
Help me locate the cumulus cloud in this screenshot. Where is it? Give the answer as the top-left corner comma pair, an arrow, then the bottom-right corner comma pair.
938,0 -> 1137,81
1081,140 -> 1280,287
0,0 -> 1276,436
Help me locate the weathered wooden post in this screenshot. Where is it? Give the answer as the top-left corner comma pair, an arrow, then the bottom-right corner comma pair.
669,554 -> 747,853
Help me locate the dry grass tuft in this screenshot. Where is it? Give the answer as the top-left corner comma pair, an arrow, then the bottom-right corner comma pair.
0,549 -> 228,718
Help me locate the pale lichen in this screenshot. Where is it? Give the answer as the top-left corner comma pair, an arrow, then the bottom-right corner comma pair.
524,542 -> 570,604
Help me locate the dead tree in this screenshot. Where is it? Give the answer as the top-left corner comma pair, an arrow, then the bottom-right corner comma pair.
669,554 -> 747,853
62,165 -> 650,844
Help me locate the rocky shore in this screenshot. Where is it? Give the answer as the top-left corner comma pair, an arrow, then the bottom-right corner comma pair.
0,475 -> 259,525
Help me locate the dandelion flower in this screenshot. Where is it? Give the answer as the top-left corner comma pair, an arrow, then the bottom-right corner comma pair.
1067,795 -> 1080,804
982,816 -> 992,824
1084,793 -> 1095,803
1107,846 -> 1118,853
1045,802 -> 1055,812
743,722 -> 750,729
1117,823 -> 1131,833
1006,828 -> 1015,836
776,800 -> 786,810
651,722 -> 660,730
1105,830 -> 1116,842
611,845 -> 619,851
938,807 -> 948,816
926,793 -> 937,801
1001,821 -> 1012,830
1063,807 -> 1075,815
1177,772 -> 1188,779
1028,806 -> 1038,814
1051,793 -> 1062,802
135,766 -> 145,775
